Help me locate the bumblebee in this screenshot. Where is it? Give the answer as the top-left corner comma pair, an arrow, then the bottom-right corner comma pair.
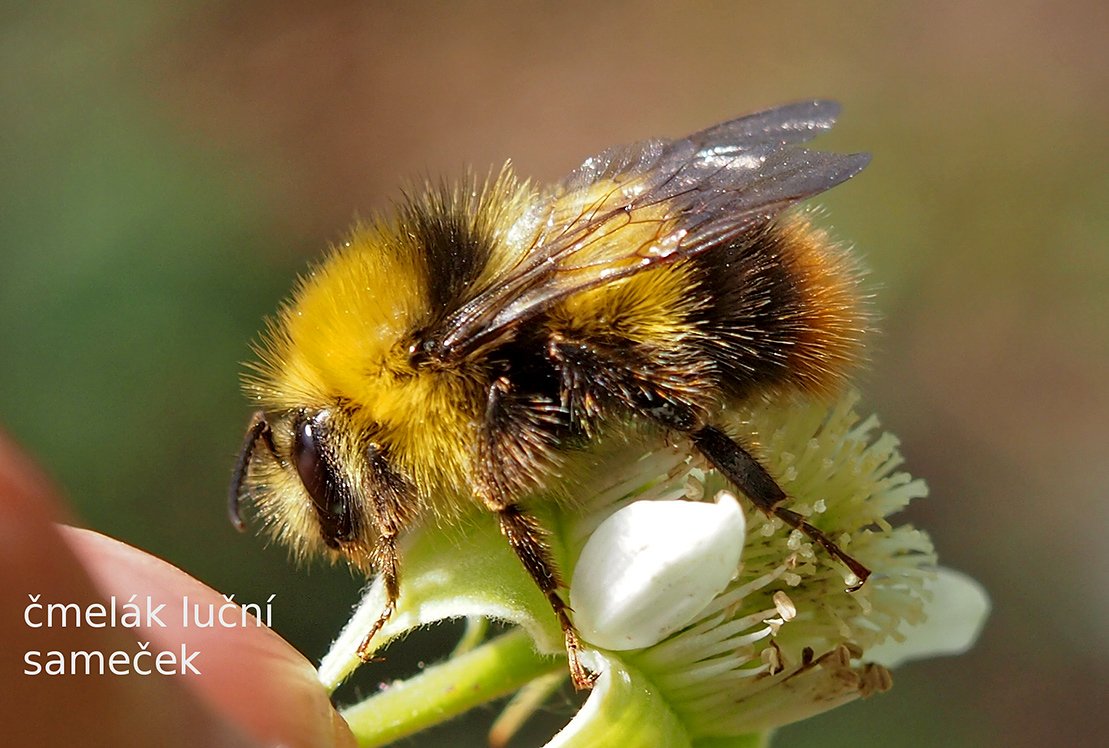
231,100 -> 871,689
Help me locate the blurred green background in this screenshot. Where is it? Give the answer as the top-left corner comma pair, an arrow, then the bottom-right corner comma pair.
2,2 -> 1105,746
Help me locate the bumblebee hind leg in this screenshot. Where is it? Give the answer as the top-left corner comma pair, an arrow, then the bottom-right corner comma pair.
689,424 -> 871,588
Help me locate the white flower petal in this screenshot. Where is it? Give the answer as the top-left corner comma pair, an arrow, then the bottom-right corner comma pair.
865,567 -> 990,668
570,495 -> 745,651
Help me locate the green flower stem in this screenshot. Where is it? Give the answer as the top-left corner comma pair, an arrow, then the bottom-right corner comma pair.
340,629 -> 562,747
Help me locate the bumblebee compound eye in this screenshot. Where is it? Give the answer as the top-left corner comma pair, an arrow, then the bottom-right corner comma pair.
292,412 -> 355,549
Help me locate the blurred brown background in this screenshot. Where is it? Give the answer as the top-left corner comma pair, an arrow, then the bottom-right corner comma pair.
2,2 -> 1106,746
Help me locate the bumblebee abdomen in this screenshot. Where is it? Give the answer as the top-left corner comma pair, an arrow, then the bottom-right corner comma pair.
691,212 -> 867,399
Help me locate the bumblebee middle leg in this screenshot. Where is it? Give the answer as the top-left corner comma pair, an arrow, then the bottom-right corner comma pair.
690,424 -> 871,588
486,500 -> 595,690
478,375 -> 596,689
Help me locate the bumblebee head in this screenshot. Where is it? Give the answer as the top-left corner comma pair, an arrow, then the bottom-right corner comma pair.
230,406 -> 411,568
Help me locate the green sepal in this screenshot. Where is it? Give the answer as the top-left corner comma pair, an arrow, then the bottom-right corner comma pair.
547,651 -> 691,748
318,509 -> 562,691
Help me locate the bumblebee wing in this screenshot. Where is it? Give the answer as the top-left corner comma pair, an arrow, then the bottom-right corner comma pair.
560,98 -> 847,196
433,101 -> 869,360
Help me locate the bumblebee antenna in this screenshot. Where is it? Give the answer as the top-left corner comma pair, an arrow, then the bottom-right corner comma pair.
229,411 -> 275,531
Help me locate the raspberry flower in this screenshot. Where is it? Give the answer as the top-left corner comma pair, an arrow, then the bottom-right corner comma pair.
318,392 -> 988,747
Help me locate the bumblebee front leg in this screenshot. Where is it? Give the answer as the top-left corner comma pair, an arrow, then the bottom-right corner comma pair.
355,444 -> 415,661
356,532 -> 400,662
690,424 -> 871,588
